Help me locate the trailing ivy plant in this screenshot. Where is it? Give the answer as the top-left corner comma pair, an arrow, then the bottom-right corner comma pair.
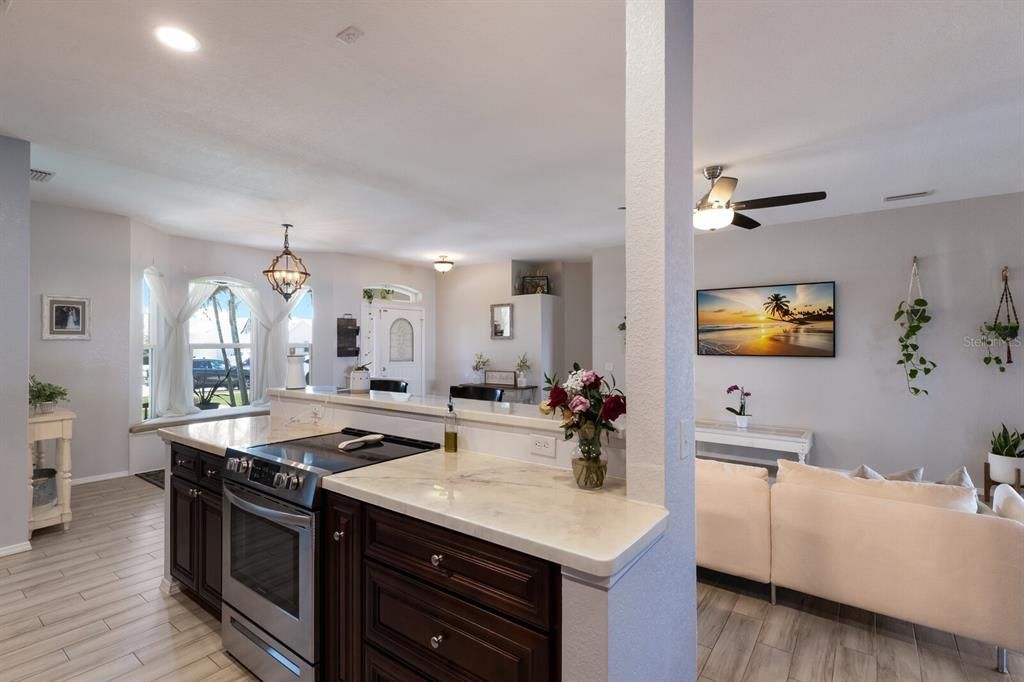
894,297 -> 937,395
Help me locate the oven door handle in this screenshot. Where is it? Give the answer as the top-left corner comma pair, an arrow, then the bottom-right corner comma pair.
223,486 -> 312,529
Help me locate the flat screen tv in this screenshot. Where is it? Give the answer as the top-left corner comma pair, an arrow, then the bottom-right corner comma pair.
697,281 -> 835,357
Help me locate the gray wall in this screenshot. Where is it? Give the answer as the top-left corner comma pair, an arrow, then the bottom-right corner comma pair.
0,136 -> 31,550
694,192 -> 1024,482
31,203 -> 132,480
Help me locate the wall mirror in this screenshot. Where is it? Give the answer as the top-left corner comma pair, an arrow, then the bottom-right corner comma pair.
490,303 -> 513,339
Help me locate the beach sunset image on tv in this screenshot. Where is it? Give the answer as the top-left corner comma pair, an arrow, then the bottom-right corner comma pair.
697,282 -> 835,357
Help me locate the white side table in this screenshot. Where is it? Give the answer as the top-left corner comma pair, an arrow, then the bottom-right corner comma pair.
28,407 -> 76,535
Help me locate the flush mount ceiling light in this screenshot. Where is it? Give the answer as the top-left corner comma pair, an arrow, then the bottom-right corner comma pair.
263,224 -> 310,301
155,26 -> 200,52
433,256 -> 454,273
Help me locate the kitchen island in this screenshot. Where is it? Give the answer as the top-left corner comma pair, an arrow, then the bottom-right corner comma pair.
159,413 -> 666,681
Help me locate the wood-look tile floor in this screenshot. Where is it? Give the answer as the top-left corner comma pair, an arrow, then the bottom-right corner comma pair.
7,476 -> 1020,682
697,569 -> 1024,682
0,476 -> 255,682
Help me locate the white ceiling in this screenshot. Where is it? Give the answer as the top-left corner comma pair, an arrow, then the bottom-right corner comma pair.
1,0 -> 1021,265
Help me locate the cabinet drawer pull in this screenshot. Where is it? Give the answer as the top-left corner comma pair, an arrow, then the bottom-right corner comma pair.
430,553 -> 444,567
188,488 -> 202,498
430,634 -> 444,649
175,457 -> 188,467
333,531 -> 345,542
205,468 -> 218,477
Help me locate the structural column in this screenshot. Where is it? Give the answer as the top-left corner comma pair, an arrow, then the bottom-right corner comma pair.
562,2 -> 696,679
0,135 -> 32,555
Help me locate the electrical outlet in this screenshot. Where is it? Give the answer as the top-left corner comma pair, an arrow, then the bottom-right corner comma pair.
530,434 -> 557,458
311,405 -> 324,423
604,362 -> 614,373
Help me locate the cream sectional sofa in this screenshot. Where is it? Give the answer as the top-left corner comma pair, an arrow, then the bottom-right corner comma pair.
695,458 -> 1024,669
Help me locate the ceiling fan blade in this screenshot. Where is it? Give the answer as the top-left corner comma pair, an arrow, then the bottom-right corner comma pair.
732,191 -> 826,211
707,176 -> 738,205
731,212 -> 760,230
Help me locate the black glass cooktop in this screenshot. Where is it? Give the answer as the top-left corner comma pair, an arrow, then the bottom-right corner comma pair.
241,428 -> 439,474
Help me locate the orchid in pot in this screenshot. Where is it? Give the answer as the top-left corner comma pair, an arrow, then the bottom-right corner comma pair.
726,384 -> 752,428
540,364 -> 626,490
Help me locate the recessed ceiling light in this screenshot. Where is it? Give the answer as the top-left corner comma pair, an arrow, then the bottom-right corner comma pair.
336,25 -> 364,44
155,26 -> 200,53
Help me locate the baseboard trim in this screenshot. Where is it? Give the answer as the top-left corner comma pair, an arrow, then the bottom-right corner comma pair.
0,541 -> 32,558
71,471 -> 131,486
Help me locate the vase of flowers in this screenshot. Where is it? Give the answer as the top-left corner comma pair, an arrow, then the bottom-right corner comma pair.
726,384 -> 751,428
540,363 -> 626,490
515,353 -> 530,387
471,353 -> 490,383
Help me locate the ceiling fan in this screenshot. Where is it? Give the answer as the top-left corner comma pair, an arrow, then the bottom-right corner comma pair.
692,165 -> 826,231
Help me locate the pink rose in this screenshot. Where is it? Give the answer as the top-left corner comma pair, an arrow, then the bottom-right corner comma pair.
569,395 -> 591,414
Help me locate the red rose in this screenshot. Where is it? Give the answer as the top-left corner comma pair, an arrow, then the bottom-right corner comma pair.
599,394 -> 626,422
548,384 -> 568,409
586,373 -> 604,389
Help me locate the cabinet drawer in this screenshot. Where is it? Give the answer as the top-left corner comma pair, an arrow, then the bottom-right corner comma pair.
365,506 -> 554,629
365,564 -> 550,682
198,454 -> 224,492
170,445 -> 200,482
364,646 -> 430,682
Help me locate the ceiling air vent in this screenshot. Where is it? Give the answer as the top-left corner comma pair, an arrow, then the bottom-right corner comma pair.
884,191 -> 933,202
29,169 -> 55,183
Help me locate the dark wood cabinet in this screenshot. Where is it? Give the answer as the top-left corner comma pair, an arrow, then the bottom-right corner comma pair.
169,444 -> 223,616
324,491 -> 560,682
324,493 -> 363,682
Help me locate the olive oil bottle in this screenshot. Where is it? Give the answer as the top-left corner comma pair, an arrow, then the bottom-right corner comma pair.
444,397 -> 458,453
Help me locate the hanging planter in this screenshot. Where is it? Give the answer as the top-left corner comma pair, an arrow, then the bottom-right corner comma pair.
981,267 -> 1019,372
894,257 -> 937,396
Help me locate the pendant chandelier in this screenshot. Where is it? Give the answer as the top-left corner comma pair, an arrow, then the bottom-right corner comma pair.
263,223 -> 310,301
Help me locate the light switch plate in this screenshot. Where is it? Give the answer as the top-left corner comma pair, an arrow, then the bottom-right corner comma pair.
530,434 -> 557,458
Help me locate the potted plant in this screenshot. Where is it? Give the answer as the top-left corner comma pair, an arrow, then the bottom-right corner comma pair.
515,353 -> 530,388
539,364 -> 626,490
471,353 -> 489,383
362,288 -> 375,304
350,362 -> 372,393
988,424 -> 1024,484
725,384 -> 752,428
28,376 -> 69,414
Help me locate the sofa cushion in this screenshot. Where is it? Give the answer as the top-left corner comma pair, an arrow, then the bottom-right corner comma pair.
696,457 -> 770,480
937,465 -> 975,489
776,460 -> 977,513
851,464 -> 924,481
993,484 -> 1024,525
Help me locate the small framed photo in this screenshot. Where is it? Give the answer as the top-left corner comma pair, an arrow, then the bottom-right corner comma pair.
484,370 -> 516,386
43,295 -> 90,340
520,275 -> 549,295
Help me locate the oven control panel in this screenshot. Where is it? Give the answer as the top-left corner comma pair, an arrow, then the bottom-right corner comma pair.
248,459 -> 282,488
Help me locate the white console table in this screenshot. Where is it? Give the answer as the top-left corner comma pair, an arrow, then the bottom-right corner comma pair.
695,418 -> 813,467
28,407 -> 75,535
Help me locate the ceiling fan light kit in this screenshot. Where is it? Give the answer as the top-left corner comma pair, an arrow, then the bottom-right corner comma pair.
691,165 -> 827,231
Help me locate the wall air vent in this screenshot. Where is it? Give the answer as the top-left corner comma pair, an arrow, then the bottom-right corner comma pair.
29,169 -> 55,183
884,191 -> 933,202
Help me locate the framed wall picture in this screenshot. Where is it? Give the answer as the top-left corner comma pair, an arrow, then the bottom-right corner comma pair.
484,370 -> 516,386
696,281 -> 835,357
43,295 -> 91,340
520,275 -> 549,295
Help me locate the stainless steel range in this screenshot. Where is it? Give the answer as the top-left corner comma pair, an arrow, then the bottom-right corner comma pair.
221,427 -> 438,682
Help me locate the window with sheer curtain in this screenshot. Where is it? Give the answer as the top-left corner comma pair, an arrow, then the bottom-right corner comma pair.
189,285 -> 253,409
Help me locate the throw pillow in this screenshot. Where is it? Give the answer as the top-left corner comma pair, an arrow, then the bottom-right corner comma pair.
992,484 -> 1024,525
937,465 -> 975,489
851,464 -> 924,482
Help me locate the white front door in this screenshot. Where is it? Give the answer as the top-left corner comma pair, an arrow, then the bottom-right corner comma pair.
374,305 -> 425,395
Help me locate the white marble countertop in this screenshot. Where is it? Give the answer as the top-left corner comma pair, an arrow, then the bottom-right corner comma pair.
158,416 -> 337,456
322,449 -> 667,577
269,386 -> 626,436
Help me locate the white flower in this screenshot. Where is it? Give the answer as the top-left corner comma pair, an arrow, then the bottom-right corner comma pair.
563,370 -> 586,396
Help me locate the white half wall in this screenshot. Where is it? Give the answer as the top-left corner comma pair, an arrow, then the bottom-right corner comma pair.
31,202 -> 132,480
0,136 -> 31,551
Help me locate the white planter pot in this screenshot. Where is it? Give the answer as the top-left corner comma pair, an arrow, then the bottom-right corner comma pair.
33,401 -> 57,415
988,452 -> 1023,484
350,370 -> 371,393
735,415 -> 750,429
